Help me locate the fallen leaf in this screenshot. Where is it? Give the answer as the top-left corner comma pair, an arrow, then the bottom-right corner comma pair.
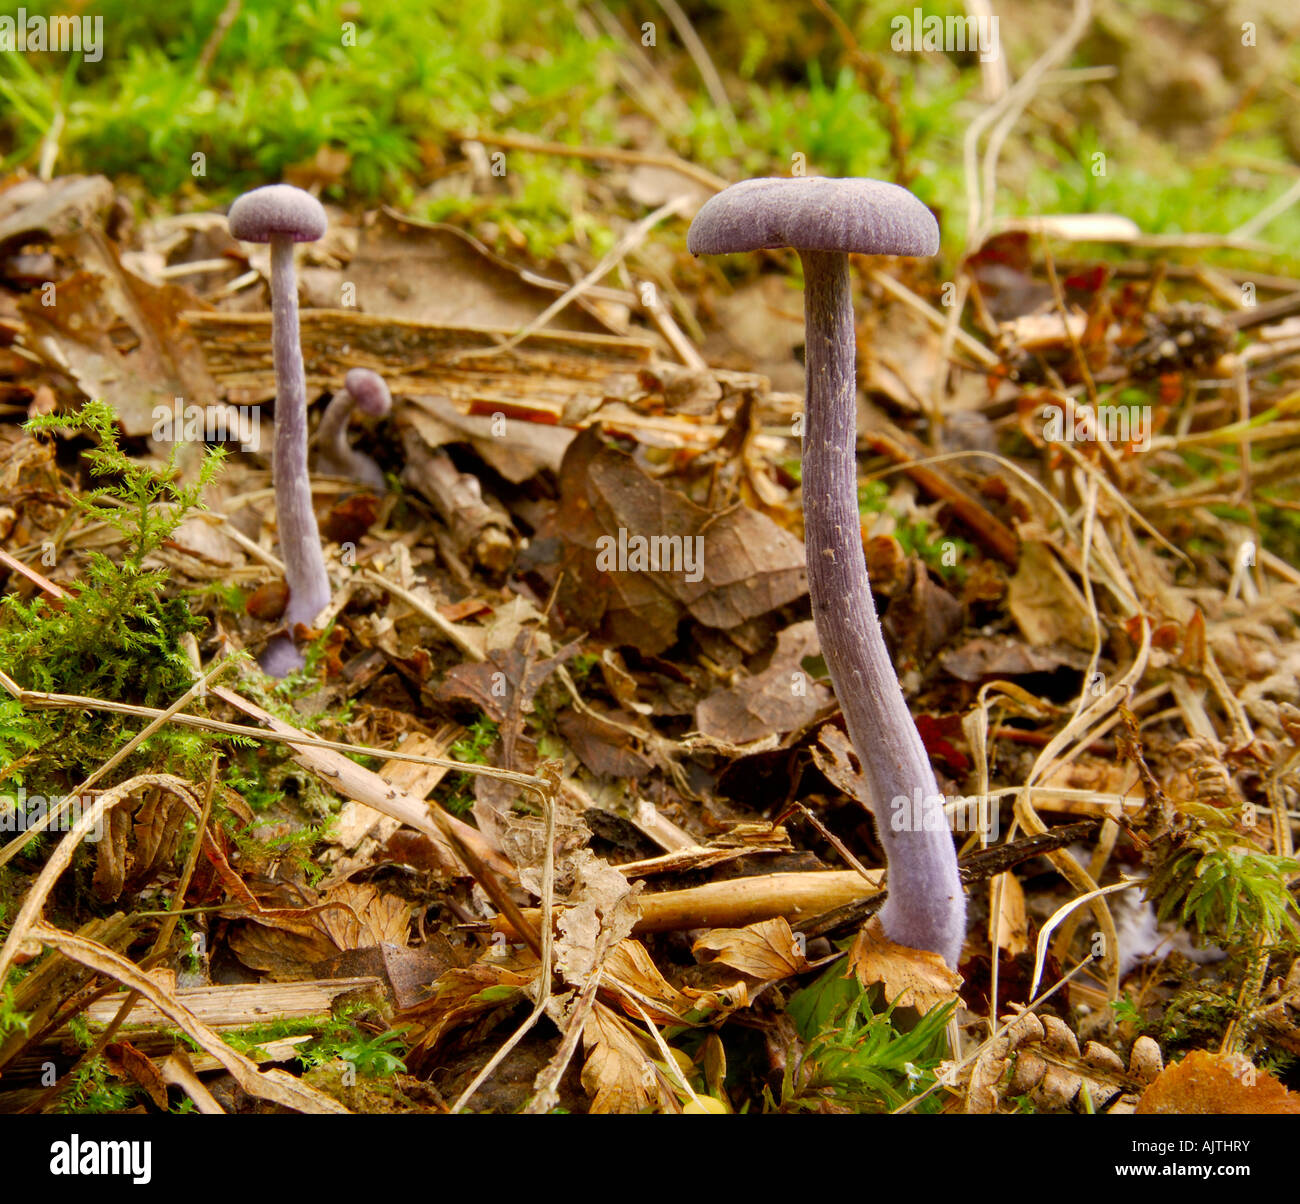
1136,1050 -> 1300,1114
880,562 -> 963,664
1006,542 -> 1094,651
553,850 -> 643,986
848,916 -> 962,1012
603,940 -> 694,1023
105,1041 -> 170,1110
245,580 -> 289,621
581,1000 -> 673,1114
940,635 -> 1089,682
8,178 -> 215,434
548,428 -> 807,653
811,723 -> 870,808
351,208 -> 614,332
692,917 -> 811,982
314,882 -> 412,951
695,620 -> 833,744
556,708 -> 654,779
988,872 -> 1029,956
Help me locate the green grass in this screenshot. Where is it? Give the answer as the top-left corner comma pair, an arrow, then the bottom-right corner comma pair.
767,956 -> 954,1113
0,0 -> 1294,271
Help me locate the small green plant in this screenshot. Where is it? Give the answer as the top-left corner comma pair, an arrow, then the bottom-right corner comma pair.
767,958 -> 953,1113
0,982 -> 31,1040
1146,840 -> 1298,945
55,1057 -> 142,1114
1109,993 -> 1148,1035
0,401 -> 224,789
438,716 -> 500,816
220,1015 -> 324,1058
296,1008 -> 409,1079
858,479 -> 972,582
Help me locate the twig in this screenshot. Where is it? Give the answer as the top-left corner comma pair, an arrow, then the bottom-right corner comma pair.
195,0 -> 242,79
357,566 -> 485,661
454,128 -> 728,194
654,0 -> 737,134
867,269 -> 1000,367
22,757 -> 222,1113
1229,173 -> 1300,242
451,197 -> 691,362
450,761 -> 561,1113
963,0 -> 1092,248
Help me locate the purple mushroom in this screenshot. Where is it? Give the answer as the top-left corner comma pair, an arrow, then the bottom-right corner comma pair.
688,178 -> 965,967
316,367 -> 391,490
227,184 -> 330,677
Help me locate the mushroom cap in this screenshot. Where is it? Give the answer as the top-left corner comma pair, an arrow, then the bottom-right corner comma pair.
344,368 -> 392,417
687,177 -> 938,258
228,184 -> 327,244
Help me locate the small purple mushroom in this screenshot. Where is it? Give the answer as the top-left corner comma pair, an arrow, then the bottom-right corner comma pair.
317,367 -> 391,490
688,177 -> 965,967
228,184 -> 330,677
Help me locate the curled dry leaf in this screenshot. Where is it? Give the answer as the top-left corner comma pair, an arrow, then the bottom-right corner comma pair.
228,881 -> 412,978
1006,542 -> 1094,651
603,939 -> 695,1023
848,916 -> 961,1012
314,882 -> 413,951
692,917 -> 812,983
581,1000 -> 676,1114
105,1040 -> 170,1110
404,949 -> 540,1060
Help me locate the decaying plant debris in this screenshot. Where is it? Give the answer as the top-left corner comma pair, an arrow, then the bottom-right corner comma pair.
2,17 -> 1300,1118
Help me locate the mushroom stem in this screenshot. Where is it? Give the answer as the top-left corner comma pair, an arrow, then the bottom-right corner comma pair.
316,371 -> 389,490
799,249 -> 965,967
265,235 -> 330,677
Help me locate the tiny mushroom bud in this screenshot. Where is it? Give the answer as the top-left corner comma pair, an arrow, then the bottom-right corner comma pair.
317,367 -> 391,490
227,184 -> 330,677
688,177 -> 965,967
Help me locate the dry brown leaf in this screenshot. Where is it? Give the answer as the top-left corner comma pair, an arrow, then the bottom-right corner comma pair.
555,708 -> 655,779
548,428 -> 807,653
581,1000 -> 674,1114
811,723 -> 872,807
350,209 -> 614,332
695,620 -> 834,744
314,882 -> 412,951
1136,1050 -> 1300,1114
1006,542 -> 1094,651
405,952 -> 539,1057
939,635 -> 1088,682
17,235 -> 215,435
228,881 -> 411,978
603,939 -> 694,1023
226,918 -> 337,979
105,1040 -> 170,1110
553,850 -> 643,986
692,917 -> 811,982
848,917 -> 962,1012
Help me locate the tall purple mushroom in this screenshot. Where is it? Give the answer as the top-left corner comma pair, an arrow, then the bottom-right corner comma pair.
228,184 -> 330,677
317,367 -> 391,490
688,178 -> 965,967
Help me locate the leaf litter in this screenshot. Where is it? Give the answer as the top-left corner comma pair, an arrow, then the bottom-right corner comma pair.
2,82 -> 1300,1118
